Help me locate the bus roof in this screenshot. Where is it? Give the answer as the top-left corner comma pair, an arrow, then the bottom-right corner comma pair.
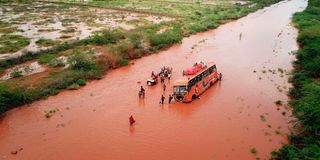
173,79 -> 188,86
173,62 -> 216,86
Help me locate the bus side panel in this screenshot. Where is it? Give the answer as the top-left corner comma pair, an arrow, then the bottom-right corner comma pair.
184,71 -> 217,102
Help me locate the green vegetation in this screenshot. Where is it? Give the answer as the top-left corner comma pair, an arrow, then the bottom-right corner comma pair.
36,38 -> 59,47
0,34 -> 30,54
10,68 -> 23,78
67,50 -> 96,70
49,58 -> 65,67
149,28 -> 183,49
275,100 -> 282,105
271,0 -> 320,159
0,49 -> 105,115
39,54 -> 56,64
76,79 -> 86,86
251,147 -> 257,154
83,29 -> 125,45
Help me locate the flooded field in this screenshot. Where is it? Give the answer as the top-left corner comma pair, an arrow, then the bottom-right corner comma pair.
0,2 -> 173,60
0,0 -> 307,159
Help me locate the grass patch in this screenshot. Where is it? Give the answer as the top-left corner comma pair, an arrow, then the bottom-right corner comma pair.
38,54 -> 56,64
36,38 -> 59,47
0,34 -> 30,54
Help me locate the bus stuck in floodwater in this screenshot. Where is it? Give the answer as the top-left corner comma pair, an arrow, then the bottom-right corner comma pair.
173,62 -> 222,102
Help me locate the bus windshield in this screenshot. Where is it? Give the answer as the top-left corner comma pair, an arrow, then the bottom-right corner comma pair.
174,86 -> 187,94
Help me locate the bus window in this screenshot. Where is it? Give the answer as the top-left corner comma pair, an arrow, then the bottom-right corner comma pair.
204,70 -> 208,77
197,75 -> 201,82
174,86 -> 187,94
209,66 -> 213,74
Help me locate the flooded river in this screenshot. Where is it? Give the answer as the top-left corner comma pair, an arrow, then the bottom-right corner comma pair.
0,0 -> 307,159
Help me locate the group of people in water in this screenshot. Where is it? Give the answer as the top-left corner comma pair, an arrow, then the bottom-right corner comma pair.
139,66 -> 174,104
131,66 -> 174,126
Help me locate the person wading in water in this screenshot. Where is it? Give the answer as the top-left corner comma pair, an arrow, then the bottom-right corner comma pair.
160,95 -> 165,104
140,86 -> 145,98
168,94 -> 173,104
129,115 -> 136,126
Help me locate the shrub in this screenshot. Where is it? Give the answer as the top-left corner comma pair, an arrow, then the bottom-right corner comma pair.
149,28 -> 183,49
67,50 -> 96,70
49,58 -> 65,67
76,79 -> 86,86
67,83 -> 80,90
128,32 -> 143,49
188,24 -> 208,34
49,89 -> 59,95
118,58 -> 129,66
83,29 -> 124,45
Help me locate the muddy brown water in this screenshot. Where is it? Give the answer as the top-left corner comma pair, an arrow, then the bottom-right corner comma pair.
0,0 -> 307,159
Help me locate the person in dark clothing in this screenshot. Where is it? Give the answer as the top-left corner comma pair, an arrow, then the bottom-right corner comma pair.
168,94 -> 173,104
163,83 -> 166,91
129,115 -> 136,126
160,95 -> 165,104
151,71 -> 155,78
160,75 -> 164,83
140,86 -> 145,98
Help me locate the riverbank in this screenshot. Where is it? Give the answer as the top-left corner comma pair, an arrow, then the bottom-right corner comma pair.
271,0 -> 320,159
0,0 -> 282,115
